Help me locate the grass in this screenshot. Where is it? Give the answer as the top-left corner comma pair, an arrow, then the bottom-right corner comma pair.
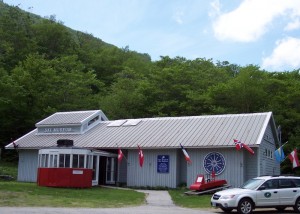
0,160 -> 212,209
0,182 -> 145,207
0,160 -> 145,208
0,160 -> 18,180
169,189 -> 212,209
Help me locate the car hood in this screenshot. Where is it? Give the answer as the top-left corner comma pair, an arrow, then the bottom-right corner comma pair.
214,188 -> 254,195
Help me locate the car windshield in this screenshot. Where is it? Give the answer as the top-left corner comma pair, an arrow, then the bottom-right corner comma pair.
240,178 -> 265,190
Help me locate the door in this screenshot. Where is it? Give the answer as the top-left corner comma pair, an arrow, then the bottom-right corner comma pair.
99,156 -> 106,185
256,179 -> 280,206
106,157 -> 116,184
278,179 -> 298,205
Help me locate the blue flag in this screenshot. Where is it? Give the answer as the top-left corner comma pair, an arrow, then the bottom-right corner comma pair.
274,146 -> 285,163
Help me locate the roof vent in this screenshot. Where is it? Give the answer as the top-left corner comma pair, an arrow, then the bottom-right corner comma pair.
57,139 -> 74,147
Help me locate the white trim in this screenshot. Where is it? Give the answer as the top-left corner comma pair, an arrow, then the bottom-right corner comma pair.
255,112 -> 272,145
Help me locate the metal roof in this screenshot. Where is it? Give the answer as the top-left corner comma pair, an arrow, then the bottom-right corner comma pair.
36,110 -> 107,126
6,112 -> 278,149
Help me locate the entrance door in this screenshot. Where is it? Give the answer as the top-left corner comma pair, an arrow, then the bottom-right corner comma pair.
106,157 -> 116,184
99,156 -> 106,185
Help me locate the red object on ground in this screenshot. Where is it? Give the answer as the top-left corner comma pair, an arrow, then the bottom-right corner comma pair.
189,174 -> 227,191
37,168 -> 92,188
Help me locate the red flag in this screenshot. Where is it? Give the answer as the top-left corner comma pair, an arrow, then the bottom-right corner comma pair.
118,148 -> 124,163
180,144 -> 192,164
234,139 -> 242,150
288,149 -> 300,168
138,145 -> 144,167
233,139 -> 254,155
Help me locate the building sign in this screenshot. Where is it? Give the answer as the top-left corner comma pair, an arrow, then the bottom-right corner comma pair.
72,170 -> 83,175
37,126 -> 81,134
203,152 -> 226,175
157,155 -> 169,173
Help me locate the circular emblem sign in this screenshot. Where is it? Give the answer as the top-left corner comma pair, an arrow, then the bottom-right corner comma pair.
264,192 -> 271,198
203,152 -> 226,175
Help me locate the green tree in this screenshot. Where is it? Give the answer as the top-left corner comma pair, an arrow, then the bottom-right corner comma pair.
208,65 -> 268,113
100,67 -> 149,119
0,6 -> 36,70
32,19 -> 76,59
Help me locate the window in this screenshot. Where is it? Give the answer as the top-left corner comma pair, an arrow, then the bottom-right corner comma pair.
264,149 -> 273,159
293,179 -> 300,187
88,116 -> 99,126
59,154 -> 65,167
79,155 -> 84,168
72,154 -> 85,168
279,179 -> 295,188
72,155 -> 78,168
49,154 -> 58,168
40,154 -> 48,167
263,179 -> 278,189
106,157 -> 116,184
65,154 -> 70,167
59,154 -> 71,168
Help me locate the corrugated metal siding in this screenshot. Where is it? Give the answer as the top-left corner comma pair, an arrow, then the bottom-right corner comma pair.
178,150 -> 187,185
9,112 -> 273,150
127,149 -> 177,188
187,148 -> 246,188
244,148 -> 258,181
259,124 -> 280,176
18,150 -> 38,182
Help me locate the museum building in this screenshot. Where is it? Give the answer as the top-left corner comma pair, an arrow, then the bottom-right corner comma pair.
5,110 -> 280,188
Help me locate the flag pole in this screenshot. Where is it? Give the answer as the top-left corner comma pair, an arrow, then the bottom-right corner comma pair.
280,141 -> 289,149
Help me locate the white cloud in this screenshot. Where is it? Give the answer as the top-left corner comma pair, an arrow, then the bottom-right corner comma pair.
209,0 -> 221,18
284,18 -> 300,31
262,37 -> 300,71
172,11 -> 184,24
212,0 -> 300,42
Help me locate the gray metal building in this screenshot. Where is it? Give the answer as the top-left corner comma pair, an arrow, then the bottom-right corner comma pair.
6,110 -> 280,188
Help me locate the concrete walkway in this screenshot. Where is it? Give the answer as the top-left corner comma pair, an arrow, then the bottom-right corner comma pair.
0,190 -> 216,214
136,190 -> 175,206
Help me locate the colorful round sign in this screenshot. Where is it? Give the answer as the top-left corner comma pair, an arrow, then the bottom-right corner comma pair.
203,152 -> 226,175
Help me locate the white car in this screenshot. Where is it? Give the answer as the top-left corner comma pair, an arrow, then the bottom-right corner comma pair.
211,176 -> 300,214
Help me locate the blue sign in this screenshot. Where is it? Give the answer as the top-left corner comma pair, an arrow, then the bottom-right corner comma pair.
157,155 -> 169,173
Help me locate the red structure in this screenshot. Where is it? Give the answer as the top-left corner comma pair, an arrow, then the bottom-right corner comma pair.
37,168 -> 92,188
189,173 -> 227,191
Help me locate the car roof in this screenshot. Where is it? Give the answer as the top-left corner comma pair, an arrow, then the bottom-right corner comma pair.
255,175 -> 300,180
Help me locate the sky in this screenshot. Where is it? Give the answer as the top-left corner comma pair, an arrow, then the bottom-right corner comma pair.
3,0 -> 300,72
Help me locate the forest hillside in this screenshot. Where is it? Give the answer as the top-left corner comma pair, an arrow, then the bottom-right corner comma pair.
0,2 -> 299,173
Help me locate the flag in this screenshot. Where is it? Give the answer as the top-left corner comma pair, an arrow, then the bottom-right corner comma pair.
242,143 -> 255,155
12,141 -> 18,149
274,146 -> 285,163
234,139 -> 242,150
180,143 -> 192,164
233,139 -> 255,155
138,145 -> 144,167
118,148 -> 124,163
288,149 -> 300,168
